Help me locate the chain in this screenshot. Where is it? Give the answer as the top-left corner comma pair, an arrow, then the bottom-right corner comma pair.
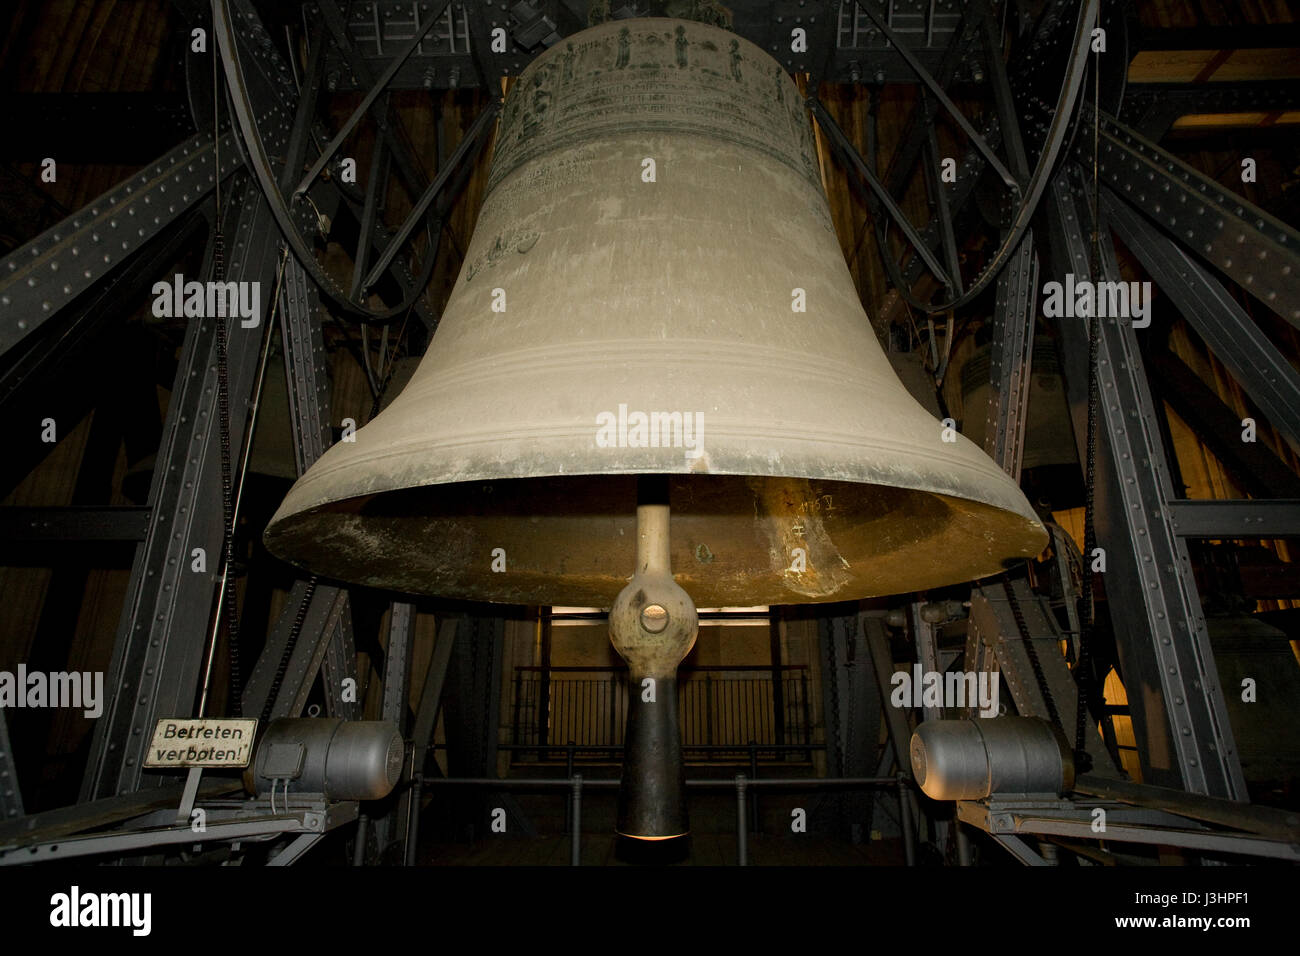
820,617 -> 843,777
1072,44 -> 1105,774
1003,576 -> 1063,731
261,576 -> 318,725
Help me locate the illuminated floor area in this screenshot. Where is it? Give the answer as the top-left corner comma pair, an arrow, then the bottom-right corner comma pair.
419,833 -> 903,866
410,778 -> 911,865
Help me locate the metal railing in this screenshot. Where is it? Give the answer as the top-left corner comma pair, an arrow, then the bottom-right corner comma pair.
415,774 -> 911,867
510,665 -> 813,761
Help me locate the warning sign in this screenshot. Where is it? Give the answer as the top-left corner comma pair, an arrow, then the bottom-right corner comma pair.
143,718 -> 258,768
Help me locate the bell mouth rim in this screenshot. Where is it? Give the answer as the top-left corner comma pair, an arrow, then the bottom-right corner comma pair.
614,831 -> 690,841
268,445 -> 1045,542
264,472 -> 1048,607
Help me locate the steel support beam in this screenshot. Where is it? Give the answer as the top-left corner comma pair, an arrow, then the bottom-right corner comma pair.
0,713 -> 21,822
243,579 -> 351,722
412,616 -> 458,767
360,102 -> 499,291
0,801 -> 349,865
1,94 -> 193,163
808,97 -> 953,289
968,581 -> 1080,732
880,7 -> 981,197
1102,189 -> 1300,451
372,601 -> 416,860
962,799 -> 1300,862
853,0 -> 1017,189
245,255 -> 356,722
279,256 -> 332,472
1075,773 -> 1300,843
1088,111 -> 1300,326
0,506 -> 151,542
1122,81 -> 1300,142
81,176 -> 279,800
315,0 -> 443,201
1045,171 -> 1246,799
908,604 -> 944,724
1148,351 -> 1300,499
990,833 -> 1052,866
0,132 -> 241,359
274,591 -> 351,721
899,117 -> 1000,290
862,614 -> 913,783
266,832 -> 324,865
322,618 -> 361,720
279,21 -> 330,200
984,231 -> 1038,479
1166,500 -> 1300,539
382,602 -> 416,727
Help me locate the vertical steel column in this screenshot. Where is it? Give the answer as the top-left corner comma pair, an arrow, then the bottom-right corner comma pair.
242,255 -> 354,724
267,593 -> 352,721
322,619 -> 361,720
977,0 -> 1037,481
352,813 -> 369,867
383,603 -> 417,727
0,712 -> 21,821
537,611 -> 552,749
377,600 -> 416,858
570,774 -> 582,867
909,605 -> 944,723
908,604 -> 947,856
955,821 -> 973,866
411,617 -> 459,770
82,178 -> 280,800
985,232 -> 1039,480
404,773 -> 424,866
735,774 -> 748,866
769,614 -> 786,747
862,614 -> 914,781
279,252 -> 356,720
1045,172 -> 1246,798
279,255 -> 331,472
819,611 -> 880,840
897,775 -> 915,865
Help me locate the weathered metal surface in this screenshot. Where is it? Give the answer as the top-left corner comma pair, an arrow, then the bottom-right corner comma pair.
265,18 -> 1046,606
609,493 -> 695,839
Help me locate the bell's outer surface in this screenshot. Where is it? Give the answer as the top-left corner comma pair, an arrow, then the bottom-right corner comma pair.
264,18 -> 1047,606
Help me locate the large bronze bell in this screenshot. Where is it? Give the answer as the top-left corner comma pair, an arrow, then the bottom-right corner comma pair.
264,18 -> 1047,841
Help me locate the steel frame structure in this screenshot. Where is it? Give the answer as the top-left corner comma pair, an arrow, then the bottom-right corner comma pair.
0,0 -> 1296,866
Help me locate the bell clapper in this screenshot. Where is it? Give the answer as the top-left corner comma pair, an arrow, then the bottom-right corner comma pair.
608,478 -> 698,841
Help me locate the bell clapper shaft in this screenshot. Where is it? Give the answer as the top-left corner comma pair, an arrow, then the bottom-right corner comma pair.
608,480 -> 698,840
